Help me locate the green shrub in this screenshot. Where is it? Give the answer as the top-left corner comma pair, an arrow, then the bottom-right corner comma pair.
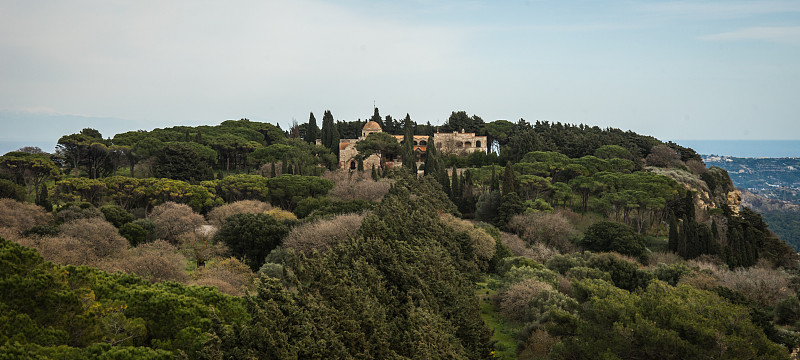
0,179 -> 25,201
100,204 -> 135,228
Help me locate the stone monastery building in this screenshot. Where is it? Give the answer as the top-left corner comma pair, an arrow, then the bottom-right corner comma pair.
338,121 -> 488,170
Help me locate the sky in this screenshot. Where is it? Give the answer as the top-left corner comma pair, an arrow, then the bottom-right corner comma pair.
1,0 -> 799,154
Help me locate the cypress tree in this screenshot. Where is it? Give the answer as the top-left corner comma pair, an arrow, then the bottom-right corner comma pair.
451,167 -> 460,202
270,162 -> 276,177
305,112 -> 320,144
370,107 -> 383,129
439,166 -> 451,197
402,114 -> 416,172
357,159 -> 364,172
371,164 -> 378,181
281,158 -> 288,175
321,110 -> 339,156
35,183 -> 51,211
501,161 -> 517,196
461,170 -> 476,216
668,217 -> 679,253
490,165 -> 500,192
423,135 -> 437,177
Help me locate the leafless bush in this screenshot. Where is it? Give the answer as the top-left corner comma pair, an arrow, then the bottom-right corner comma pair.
177,226 -> 227,267
528,242 -> 560,264
686,159 -> 708,175
191,257 -> 255,296
283,213 -> 365,254
149,202 -> 205,243
265,208 -> 298,222
716,266 -> 791,307
15,235 -> 96,266
99,240 -> 189,283
0,199 -> 51,234
61,218 -> 128,258
501,232 -> 533,257
439,214 -> 496,268
206,200 -> 272,227
507,212 -> 578,252
324,170 -> 392,202
678,271 -> 718,290
519,329 -> 558,360
646,144 -> 683,168
648,251 -> 683,267
497,278 -> 554,322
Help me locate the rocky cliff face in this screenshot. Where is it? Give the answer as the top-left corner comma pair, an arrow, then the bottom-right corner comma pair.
647,166 -> 741,222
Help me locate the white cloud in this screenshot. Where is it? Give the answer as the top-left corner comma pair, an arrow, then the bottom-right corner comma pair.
700,26 -> 800,44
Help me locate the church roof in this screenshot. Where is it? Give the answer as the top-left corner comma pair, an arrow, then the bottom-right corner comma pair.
363,121 -> 382,130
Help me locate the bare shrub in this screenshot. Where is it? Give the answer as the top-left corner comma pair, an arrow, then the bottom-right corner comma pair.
15,235 -> 96,266
519,329 -> 558,360
191,257 -> 256,296
265,208 -> 298,222
501,232 -> 533,257
497,278 -> 554,322
178,226 -> 227,267
206,200 -> 272,227
439,214 -> 496,268
686,257 -> 724,273
325,170 -> 392,202
0,198 -> 51,234
283,213 -> 365,254
646,144 -> 683,168
60,218 -> 128,258
678,271 -> 718,290
507,212 -> 578,252
648,251 -> 683,267
149,202 -> 205,243
528,242 -> 560,264
686,159 -> 708,175
716,266 -> 791,307
99,240 -> 189,283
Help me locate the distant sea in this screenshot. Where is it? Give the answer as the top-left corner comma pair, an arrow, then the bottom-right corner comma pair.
673,140 -> 800,158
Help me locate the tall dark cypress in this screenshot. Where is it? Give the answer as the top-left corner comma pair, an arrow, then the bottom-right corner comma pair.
402,114 -> 416,172
451,166 -> 460,202
490,165 -> 500,192
423,134 -> 437,176
668,217 -> 679,253
305,112 -> 320,143
321,110 -> 340,161
501,162 -> 517,196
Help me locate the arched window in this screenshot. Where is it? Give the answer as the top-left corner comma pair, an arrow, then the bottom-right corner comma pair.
464,141 -> 472,147
456,141 -> 463,148
413,141 -> 418,145
350,161 -> 356,170
476,140 -> 482,148
420,140 -> 427,146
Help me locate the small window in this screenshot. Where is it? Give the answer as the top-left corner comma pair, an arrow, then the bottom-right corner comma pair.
350,161 -> 356,170
456,141 -> 463,148
413,141 -> 418,145
464,141 -> 472,147
420,140 -> 427,146
476,140 -> 482,148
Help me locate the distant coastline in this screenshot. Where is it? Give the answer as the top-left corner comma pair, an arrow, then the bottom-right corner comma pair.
674,140 -> 800,158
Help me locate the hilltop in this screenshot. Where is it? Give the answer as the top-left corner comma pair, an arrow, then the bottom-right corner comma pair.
1,110 -> 799,359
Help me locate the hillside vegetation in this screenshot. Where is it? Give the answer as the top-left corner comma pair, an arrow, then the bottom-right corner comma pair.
1,111 -> 799,359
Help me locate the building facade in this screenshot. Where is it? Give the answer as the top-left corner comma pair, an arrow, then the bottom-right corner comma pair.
338,121 -> 487,170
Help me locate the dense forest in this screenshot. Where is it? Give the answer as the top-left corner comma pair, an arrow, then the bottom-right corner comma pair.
2,110 -> 800,359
